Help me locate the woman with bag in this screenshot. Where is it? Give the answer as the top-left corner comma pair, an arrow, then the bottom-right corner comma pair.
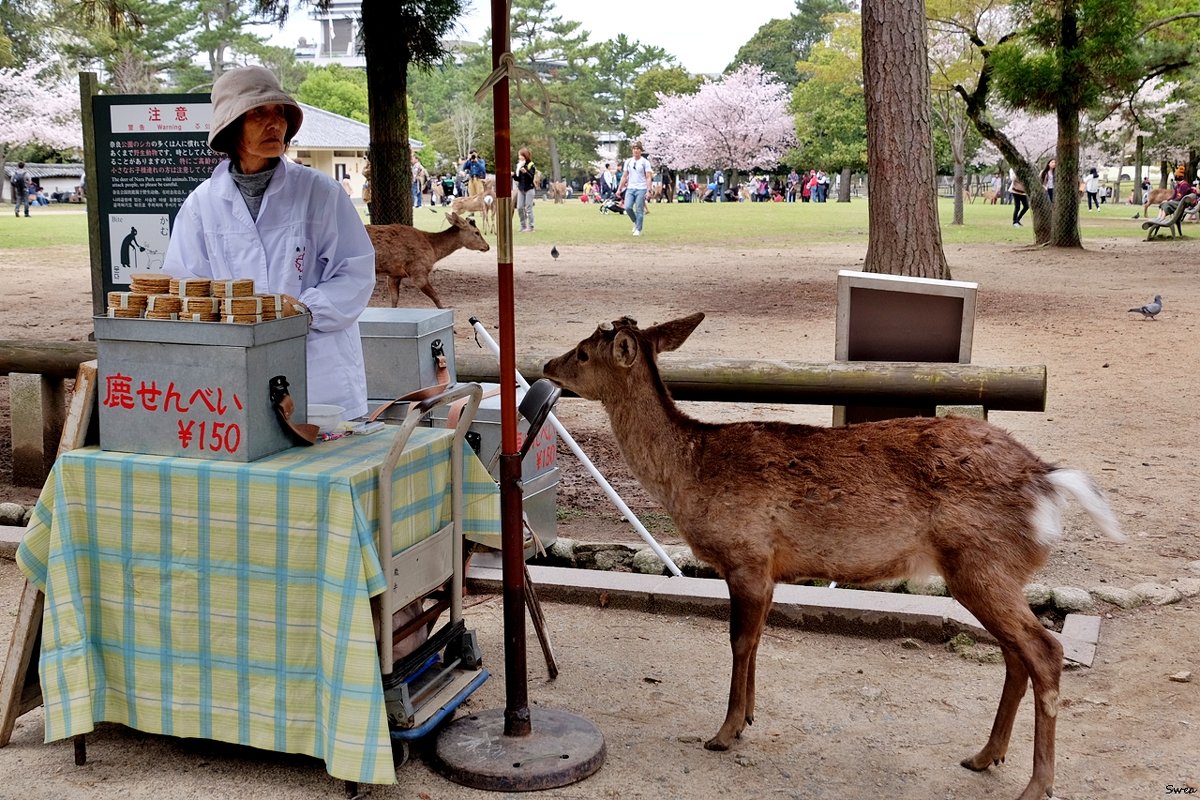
1009,168 -> 1029,227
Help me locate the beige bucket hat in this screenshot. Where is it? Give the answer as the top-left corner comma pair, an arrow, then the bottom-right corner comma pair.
208,66 -> 303,154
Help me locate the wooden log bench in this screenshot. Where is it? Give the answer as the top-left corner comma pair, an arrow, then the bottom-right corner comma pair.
1142,192 -> 1198,240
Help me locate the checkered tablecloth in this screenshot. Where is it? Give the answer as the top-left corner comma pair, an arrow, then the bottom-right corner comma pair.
16,426 -> 499,784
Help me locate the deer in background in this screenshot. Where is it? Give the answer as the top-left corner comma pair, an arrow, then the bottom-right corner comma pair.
366,212 -> 489,308
542,312 -> 1124,800
450,176 -> 497,233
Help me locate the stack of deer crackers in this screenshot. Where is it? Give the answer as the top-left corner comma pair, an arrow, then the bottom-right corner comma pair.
108,273 -> 297,324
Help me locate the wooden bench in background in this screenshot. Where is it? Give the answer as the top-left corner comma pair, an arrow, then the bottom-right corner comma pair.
1142,193 -> 1198,240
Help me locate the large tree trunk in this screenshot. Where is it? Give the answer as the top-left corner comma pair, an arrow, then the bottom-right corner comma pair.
1050,1 -> 1082,248
861,0 -> 949,278
1133,134 -> 1145,205
838,167 -> 852,202
361,0 -> 413,226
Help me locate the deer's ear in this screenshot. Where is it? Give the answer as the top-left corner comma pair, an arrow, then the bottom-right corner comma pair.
645,313 -> 704,354
612,329 -> 639,368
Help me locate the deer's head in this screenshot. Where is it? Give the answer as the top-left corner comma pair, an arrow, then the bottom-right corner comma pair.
543,313 -> 704,401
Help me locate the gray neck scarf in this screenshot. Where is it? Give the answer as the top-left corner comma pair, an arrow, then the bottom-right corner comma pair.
229,160 -> 278,221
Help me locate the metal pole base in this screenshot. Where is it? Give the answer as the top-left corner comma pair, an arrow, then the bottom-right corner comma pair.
432,707 -> 605,791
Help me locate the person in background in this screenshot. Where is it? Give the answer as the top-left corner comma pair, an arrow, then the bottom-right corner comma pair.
1009,167 -> 1029,227
513,146 -> 537,232
11,161 -> 31,217
601,163 -> 617,199
617,141 -> 653,236
1150,174 -> 1196,222
163,66 -> 375,421
1084,168 -> 1101,211
361,155 -> 372,221
340,174 -> 353,196
1040,159 -> 1056,202
462,150 -> 487,197
410,152 -> 428,209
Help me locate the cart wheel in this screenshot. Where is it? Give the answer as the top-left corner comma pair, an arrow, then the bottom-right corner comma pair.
393,740 -> 410,770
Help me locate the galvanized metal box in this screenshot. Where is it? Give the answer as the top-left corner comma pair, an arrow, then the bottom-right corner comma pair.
358,308 -> 456,400
430,383 -> 559,549
95,315 -> 308,462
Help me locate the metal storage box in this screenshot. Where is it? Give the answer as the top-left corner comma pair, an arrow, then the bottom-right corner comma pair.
431,383 -> 559,549
358,308 -> 455,400
95,315 -> 308,462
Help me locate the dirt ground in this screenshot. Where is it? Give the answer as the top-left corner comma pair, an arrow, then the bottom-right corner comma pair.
1,212 -> 1198,797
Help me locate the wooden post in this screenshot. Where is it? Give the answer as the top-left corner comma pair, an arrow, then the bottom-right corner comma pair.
0,360 -> 99,747
80,72 -> 105,318
8,373 -> 66,487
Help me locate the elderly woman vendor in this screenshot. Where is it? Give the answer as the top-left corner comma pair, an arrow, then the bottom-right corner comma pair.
163,66 -> 375,420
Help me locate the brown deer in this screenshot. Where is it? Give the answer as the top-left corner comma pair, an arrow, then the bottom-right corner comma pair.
542,313 -> 1124,800
1141,186 -> 1174,218
366,212 -> 489,308
450,190 -> 496,234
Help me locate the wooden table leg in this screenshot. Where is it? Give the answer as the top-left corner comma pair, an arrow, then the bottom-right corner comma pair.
0,578 -> 44,747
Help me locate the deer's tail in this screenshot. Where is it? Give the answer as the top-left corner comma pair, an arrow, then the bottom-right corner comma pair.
1036,469 -> 1125,545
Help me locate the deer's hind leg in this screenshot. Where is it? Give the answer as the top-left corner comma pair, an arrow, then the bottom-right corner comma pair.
406,270 -> 444,309
706,571 -> 774,751
950,576 -> 1062,800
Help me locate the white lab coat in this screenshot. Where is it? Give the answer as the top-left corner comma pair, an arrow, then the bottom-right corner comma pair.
163,158 -> 375,419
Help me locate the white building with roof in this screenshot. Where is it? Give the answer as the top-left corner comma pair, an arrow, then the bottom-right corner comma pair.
288,102 -> 421,198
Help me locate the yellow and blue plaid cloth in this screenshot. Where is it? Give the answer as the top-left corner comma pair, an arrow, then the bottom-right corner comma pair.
16,426 -> 499,784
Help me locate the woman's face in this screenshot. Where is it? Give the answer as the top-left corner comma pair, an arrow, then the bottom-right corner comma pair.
236,103 -> 289,172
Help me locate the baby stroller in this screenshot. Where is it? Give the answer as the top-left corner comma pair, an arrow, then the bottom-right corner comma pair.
600,189 -> 625,216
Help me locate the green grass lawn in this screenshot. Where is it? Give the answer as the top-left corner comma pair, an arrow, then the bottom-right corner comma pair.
0,206 -> 91,249
0,195 -> 1154,252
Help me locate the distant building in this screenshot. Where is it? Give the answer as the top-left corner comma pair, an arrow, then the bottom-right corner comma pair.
4,162 -> 85,202
593,131 -> 623,174
291,2 -> 478,68
288,102 -> 422,199
303,0 -> 364,67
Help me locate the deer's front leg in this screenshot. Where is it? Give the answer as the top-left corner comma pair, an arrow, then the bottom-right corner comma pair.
706,576 -> 773,751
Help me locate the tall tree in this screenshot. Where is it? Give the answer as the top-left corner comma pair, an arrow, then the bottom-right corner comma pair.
934,0 -> 1200,247
989,0 -> 1139,247
0,63 -> 83,200
189,0 -> 271,82
634,64 -> 796,185
508,0 -> 607,182
256,0 -> 466,226
861,0 -> 950,279
790,12 -> 867,201
928,8 -> 988,224
296,64 -> 369,122
1,0 -> 51,67
729,0 -> 851,84
55,0 -> 193,93
589,33 -> 673,140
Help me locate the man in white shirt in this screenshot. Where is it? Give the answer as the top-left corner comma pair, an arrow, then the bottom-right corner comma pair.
600,163 -> 617,199
617,142 -> 653,236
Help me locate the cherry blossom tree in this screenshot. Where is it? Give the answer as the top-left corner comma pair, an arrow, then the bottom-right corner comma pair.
1091,78 -> 1185,203
0,65 -> 83,202
634,64 -> 796,189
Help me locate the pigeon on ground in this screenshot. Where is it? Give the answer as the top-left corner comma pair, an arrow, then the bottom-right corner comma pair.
550,245 -> 559,261
1128,294 -> 1163,320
